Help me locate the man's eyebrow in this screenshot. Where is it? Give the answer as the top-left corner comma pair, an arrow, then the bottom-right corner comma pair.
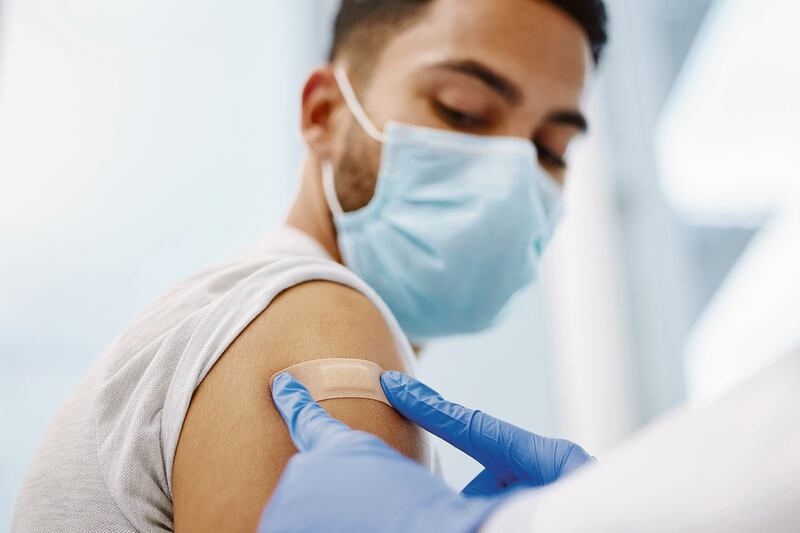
432,60 -> 589,133
546,110 -> 589,133
434,59 -> 523,105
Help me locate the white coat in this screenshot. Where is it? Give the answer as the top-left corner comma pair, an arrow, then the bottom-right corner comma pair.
483,349 -> 800,532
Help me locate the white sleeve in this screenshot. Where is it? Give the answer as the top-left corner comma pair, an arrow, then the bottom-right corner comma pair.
479,491 -> 543,533
481,350 -> 800,533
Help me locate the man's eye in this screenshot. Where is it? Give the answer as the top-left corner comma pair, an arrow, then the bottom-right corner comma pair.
536,144 -> 567,169
434,102 -> 488,129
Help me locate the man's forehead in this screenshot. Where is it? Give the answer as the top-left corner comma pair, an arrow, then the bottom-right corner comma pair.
374,0 -> 591,95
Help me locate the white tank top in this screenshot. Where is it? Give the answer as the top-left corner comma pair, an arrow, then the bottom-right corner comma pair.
12,225 -> 416,532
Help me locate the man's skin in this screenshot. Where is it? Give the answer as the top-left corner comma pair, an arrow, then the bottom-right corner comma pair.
172,0 -> 592,531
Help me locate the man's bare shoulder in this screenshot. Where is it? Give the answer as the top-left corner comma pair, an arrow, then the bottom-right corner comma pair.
172,280 -> 427,533
237,280 -> 407,372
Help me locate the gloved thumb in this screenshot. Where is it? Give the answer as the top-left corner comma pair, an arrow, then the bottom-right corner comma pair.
271,372 -> 353,453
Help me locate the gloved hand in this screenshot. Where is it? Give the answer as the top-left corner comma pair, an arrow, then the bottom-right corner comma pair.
381,371 -> 595,497
259,372 -> 505,533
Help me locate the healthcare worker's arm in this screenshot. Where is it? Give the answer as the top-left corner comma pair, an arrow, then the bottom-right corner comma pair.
261,349 -> 800,532
171,281 -> 428,533
260,372 -> 594,532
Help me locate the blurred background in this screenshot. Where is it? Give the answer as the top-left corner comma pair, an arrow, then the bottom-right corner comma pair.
1,0 -> 798,527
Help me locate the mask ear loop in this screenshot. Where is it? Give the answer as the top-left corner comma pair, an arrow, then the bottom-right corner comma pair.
333,66 -> 387,144
323,67 -> 386,219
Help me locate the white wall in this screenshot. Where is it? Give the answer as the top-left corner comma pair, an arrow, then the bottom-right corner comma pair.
655,0 -> 800,402
0,1 -> 322,526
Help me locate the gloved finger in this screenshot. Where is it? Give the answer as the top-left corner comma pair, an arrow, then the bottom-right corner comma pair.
381,371 -> 519,479
461,469 -> 505,498
271,372 -> 353,453
558,440 -> 596,477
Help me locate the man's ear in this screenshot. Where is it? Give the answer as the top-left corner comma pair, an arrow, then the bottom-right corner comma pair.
301,66 -> 345,161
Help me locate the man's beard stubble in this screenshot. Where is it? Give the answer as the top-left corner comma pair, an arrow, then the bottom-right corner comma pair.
334,122 -> 381,213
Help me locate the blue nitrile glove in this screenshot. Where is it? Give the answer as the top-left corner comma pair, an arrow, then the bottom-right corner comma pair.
259,372 -> 506,533
381,371 -> 595,497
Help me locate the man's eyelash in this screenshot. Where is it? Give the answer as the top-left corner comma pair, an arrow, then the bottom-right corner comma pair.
434,102 -> 487,128
536,144 -> 567,169
434,102 -> 567,169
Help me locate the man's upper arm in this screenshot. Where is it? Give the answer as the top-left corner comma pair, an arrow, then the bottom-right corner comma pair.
172,280 -> 429,533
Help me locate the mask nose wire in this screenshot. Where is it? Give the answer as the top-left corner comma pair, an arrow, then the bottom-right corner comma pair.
333,66 -> 387,144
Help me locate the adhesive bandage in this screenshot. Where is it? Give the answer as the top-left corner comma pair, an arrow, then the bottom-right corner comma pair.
270,358 -> 391,406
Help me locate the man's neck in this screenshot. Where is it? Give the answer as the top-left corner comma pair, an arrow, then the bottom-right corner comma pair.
286,156 -> 424,356
286,154 -> 343,264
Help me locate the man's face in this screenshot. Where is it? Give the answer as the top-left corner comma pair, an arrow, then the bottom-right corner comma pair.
330,0 -> 592,212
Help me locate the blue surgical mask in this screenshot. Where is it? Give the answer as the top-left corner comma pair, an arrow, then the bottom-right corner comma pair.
323,67 -> 564,340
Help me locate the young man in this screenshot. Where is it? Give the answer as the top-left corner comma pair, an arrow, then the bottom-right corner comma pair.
12,1 -> 607,531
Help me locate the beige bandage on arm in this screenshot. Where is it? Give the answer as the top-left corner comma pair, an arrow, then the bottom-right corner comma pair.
270,358 -> 390,406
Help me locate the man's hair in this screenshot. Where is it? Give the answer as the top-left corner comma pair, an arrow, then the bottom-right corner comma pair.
329,0 -> 608,78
